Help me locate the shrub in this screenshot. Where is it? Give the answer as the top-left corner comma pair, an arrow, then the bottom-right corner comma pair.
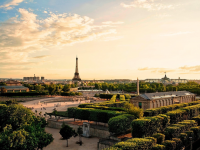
125,94 -> 131,99
161,140 -> 176,150
67,107 -> 78,119
108,114 -> 135,135
150,144 -> 165,150
131,119 -> 151,138
179,133 -> 187,146
120,95 -> 125,101
165,109 -> 186,124
124,102 -> 143,118
99,94 -> 114,99
152,133 -> 165,144
78,103 -> 93,108
110,95 -> 117,103
172,138 -> 183,150
164,126 -> 181,140
192,115 -> 200,126
190,126 -> 200,140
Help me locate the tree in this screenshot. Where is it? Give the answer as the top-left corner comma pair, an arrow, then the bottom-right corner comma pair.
124,102 -> 143,119
59,124 -> 77,147
48,84 -> 56,95
1,87 -> 6,94
63,84 -> 71,92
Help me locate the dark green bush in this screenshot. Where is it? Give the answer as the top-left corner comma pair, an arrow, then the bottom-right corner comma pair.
67,107 -> 78,118
150,144 -> 165,150
108,114 -> 135,134
131,119 -> 151,138
190,126 -> 200,140
172,138 -> 183,150
162,140 -> 176,150
192,115 -> 200,126
152,133 -> 165,144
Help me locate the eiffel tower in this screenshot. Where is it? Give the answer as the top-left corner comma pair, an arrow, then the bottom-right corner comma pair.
72,56 -> 81,81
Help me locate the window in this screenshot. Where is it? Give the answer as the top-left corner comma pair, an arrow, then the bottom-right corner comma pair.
139,102 -> 142,108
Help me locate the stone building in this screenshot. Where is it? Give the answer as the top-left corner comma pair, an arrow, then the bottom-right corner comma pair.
130,91 -> 196,110
145,73 -> 188,84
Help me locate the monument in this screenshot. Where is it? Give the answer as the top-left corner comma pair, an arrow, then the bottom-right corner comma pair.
72,56 -> 81,81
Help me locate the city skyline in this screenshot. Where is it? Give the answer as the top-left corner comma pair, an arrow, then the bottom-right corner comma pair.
1,0 -> 200,79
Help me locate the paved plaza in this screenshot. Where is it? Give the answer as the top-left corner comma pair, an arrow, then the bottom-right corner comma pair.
20,97 -> 103,150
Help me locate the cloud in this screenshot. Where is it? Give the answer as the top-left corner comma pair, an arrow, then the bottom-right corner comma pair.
33,55 -> 50,59
138,67 -> 175,73
44,11 -> 47,13
103,36 -> 124,41
121,0 -> 173,11
0,0 -> 24,10
102,21 -> 124,25
0,9 -> 119,67
162,31 -> 191,36
179,65 -> 200,72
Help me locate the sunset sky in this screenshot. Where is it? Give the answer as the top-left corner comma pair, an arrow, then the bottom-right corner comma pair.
0,0 -> 200,80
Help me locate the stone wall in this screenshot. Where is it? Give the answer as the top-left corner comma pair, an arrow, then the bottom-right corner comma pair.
47,119 -> 110,139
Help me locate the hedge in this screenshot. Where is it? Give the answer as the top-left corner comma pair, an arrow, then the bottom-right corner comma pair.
192,115 -> 200,126
112,137 -> 156,150
144,100 -> 200,117
164,120 -> 197,140
108,114 -> 135,135
110,95 -> 117,103
78,101 -> 126,108
119,95 -> 125,101
161,140 -> 176,150
152,133 -> 165,144
99,94 -> 114,99
150,144 -> 165,150
132,115 -> 170,138
84,105 -> 125,111
67,107 -> 125,123
125,94 -> 131,99
1,92 -> 48,97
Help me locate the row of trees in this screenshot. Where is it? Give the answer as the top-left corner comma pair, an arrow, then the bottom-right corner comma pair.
92,82 -> 200,94
0,100 -> 53,150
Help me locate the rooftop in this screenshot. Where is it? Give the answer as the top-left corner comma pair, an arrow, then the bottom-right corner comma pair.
140,91 -> 195,100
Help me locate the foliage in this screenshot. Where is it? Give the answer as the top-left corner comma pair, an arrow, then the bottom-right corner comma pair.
131,119 -> 151,138
172,138 -> 183,150
161,140 -> 176,150
108,114 -> 135,135
152,133 -> 165,144
59,124 -> 77,147
0,104 -> 53,150
0,87 -> 7,94
124,102 -> 143,118
61,92 -> 82,96
119,95 -> 125,101
150,144 -> 165,150
67,107 -> 125,123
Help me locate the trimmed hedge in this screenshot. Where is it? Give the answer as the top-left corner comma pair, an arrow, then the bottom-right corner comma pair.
152,133 -> 165,144
84,105 -> 125,111
125,94 -> 131,99
78,101 -> 126,108
112,137 -> 156,150
132,114 -> 170,138
161,140 -> 176,150
144,100 -> 200,117
119,95 -> 125,101
150,144 -> 165,150
67,107 -> 125,123
108,114 -> 135,135
99,94 -> 114,99
110,95 -> 117,103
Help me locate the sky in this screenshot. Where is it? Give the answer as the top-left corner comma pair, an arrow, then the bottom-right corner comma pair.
0,0 -> 200,80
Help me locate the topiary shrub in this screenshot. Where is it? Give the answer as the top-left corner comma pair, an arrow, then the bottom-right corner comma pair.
152,133 -> 165,144
150,144 -> 165,150
190,126 -> 200,140
172,138 -> 183,150
108,114 -> 135,135
192,115 -> 200,126
131,119 -> 151,138
67,107 -> 78,119
162,140 -> 176,150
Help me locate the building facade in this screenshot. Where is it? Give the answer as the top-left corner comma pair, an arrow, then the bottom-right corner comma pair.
145,73 -> 188,84
130,91 -> 196,110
